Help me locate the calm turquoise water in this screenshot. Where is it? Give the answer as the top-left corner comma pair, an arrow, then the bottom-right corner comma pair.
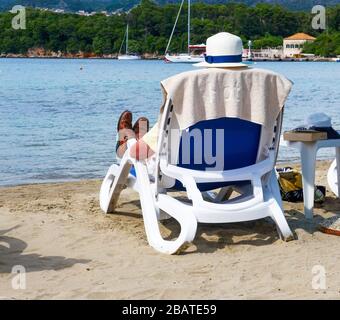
0,58 -> 339,186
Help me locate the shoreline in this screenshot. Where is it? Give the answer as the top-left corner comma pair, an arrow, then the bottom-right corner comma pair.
0,55 -> 338,62
1,159 -> 340,299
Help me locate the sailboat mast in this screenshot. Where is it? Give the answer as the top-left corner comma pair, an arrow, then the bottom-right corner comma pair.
126,24 -> 129,55
164,0 -> 185,55
188,0 -> 190,55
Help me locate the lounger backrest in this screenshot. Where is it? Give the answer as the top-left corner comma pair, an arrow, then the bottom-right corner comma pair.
176,117 -> 262,171
155,98 -> 282,191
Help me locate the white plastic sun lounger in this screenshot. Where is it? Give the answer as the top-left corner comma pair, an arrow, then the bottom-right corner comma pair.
100,75 -> 293,254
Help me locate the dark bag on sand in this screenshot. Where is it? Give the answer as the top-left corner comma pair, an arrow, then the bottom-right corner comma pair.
276,167 -> 326,203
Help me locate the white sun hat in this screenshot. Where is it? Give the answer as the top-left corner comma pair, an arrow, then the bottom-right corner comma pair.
303,112 -> 340,139
194,32 -> 248,68
306,112 -> 332,128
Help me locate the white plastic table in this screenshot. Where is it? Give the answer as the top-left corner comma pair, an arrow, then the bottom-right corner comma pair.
281,137 -> 340,219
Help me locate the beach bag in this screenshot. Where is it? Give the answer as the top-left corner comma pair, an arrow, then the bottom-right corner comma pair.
276,167 -> 303,202
276,167 -> 325,203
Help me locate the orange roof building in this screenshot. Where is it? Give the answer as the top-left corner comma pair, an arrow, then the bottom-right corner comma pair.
283,33 -> 316,58
284,33 -> 316,41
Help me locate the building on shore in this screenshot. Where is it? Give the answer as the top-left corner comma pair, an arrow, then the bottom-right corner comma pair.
283,33 -> 316,58
244,48 -> 283,60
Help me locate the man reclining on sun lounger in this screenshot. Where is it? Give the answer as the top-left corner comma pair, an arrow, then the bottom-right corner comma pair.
115,32 -> 249,162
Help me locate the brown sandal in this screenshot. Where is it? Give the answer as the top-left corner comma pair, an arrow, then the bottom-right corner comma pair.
117,110 -> 132,132
133,117 -> 149,140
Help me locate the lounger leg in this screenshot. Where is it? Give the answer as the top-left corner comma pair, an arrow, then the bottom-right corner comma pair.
99,158 -> 132,213
134,161 -> 197,254
269,200 -> 294,241
300,143 -> 317,219
269,168 -> 283,209
267,169 -> 294,240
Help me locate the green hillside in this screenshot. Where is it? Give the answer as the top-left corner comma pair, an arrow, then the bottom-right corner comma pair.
0,1 -> 339,56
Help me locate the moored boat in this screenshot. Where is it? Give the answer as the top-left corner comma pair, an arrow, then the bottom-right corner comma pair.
118,54 -> 141,60
164,0 -> 204,63
118,24 -> 141,60
164,53 -> 204,63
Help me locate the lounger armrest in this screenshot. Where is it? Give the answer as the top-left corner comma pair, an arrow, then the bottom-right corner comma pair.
160,151 -> 275,184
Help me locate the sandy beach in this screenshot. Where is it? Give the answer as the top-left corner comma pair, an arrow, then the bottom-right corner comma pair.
1,160 -> 340,299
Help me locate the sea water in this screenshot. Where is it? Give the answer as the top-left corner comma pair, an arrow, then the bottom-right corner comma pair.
0,58 -> 339,186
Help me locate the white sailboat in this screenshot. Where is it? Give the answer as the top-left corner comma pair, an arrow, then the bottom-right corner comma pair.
164,0 -> 204,63
118,24 -> 141,60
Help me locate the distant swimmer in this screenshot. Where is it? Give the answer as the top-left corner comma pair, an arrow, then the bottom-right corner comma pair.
80,66 -> 83,70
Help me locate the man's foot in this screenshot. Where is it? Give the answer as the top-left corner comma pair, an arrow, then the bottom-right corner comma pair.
133,117 -> 149,140
116,110 -> 134,157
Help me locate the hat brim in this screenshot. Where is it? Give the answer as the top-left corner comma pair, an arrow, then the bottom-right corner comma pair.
193,61 -> 249,68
